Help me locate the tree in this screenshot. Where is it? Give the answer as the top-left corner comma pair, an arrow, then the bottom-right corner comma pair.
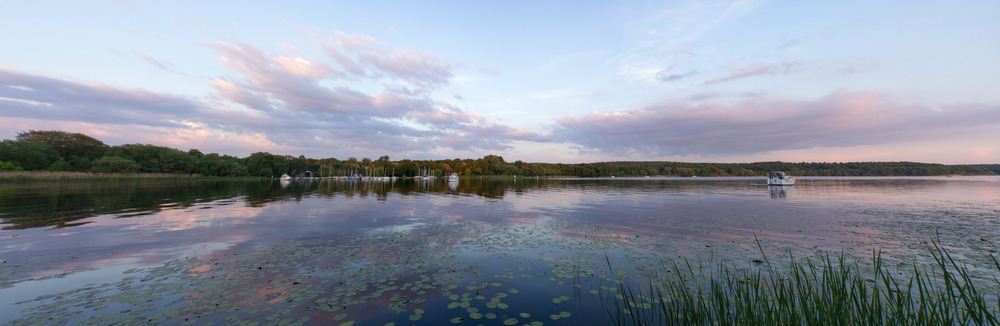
0,140 -> 59,170
16,130 -> 106,170
317,164 -> 333,177
91,156 -> 139,173
210,158 -> 249,177
245,152 -> 286,177
345,157 -> 359,169
0,161 -> 22,171
45,159 -> 73,171
195,153 -> 248,176
106,144 -> 197,174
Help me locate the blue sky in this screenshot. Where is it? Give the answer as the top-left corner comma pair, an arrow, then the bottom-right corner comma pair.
1,0 -> 998,163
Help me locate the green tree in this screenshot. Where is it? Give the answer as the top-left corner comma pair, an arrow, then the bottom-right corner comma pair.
107,144 -> 197,174
0,140 -> 59,170
0,161 -> 23,171
16,130 -> 106,170
45,159 -> 73,171
91,156 -> 140,173
209,158 -> 249,177
244,152 -> 286,177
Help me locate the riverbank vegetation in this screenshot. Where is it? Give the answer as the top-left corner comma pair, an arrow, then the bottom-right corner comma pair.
608,238 -> 999,325
1,130 -> 995,178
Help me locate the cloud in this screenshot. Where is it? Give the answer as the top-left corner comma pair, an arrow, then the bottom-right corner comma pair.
656,69 -> 697,82
549,90 -> 1000,158
478,66 -> 500,76
608,0 -> 767,83
315,30 -> 463,89
0,66 -> 200,127
703,60 -> 797,85
0,31 -> 541,159
686,92 -> 720,101
135,52 -> 173,71
201,37 -> 538,155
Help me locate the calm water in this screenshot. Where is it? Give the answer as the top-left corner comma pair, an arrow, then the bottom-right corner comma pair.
1,176 -> 998,325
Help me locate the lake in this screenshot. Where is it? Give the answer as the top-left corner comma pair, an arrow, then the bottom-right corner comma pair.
2,176 -> 998,325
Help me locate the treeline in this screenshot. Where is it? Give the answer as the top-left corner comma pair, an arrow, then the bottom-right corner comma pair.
0,130 -> 995,177
967,164 -> 1000,174
0,130 -> 520,178
532,161 -> 994,177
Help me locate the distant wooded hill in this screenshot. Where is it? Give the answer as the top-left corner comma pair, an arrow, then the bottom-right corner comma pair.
1,130 -> 995,177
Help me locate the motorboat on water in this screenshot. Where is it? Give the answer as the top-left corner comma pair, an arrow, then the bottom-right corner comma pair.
280,174 -> 292,181
767,171 -> 795,186
448,173 -> 459,181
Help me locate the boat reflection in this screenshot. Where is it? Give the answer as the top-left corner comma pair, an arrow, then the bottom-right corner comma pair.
768,185 -> 796,199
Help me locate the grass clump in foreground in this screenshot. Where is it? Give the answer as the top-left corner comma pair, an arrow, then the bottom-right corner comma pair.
608,236 -> 1000,326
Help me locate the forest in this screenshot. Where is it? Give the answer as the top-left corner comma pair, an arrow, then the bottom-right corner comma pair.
0,130 -> 995,178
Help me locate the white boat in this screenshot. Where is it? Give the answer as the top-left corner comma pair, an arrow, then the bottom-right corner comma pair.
767,171 -> 794,186
448,173 -> 459,181
280,174 -> 292,181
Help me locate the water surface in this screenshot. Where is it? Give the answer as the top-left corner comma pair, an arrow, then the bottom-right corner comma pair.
2,176 -> 998,324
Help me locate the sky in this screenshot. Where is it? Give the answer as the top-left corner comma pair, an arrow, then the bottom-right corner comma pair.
1,1 -> 998,164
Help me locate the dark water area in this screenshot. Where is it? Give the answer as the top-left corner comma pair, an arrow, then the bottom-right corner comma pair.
1,176 -> 998,325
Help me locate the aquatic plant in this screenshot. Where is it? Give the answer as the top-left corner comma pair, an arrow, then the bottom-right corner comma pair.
606,236 -> 1000,325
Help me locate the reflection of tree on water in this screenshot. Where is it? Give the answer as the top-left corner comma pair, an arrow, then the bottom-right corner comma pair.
310,178 -> 550,200
0,181 -> 258,230
1,178 -> 541,230
768,185 -> 796,199
4,178 -> 804,230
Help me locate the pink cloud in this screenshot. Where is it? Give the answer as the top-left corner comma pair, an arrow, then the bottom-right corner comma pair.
135,52 -> 172,71
551,90 -> 1000,157
317,30 -> 462,89
1,33 -> 540,159
405,100 -> 485,126
478,66 -> 501,76
201,38 -> 537,155
703,60 -> 797,85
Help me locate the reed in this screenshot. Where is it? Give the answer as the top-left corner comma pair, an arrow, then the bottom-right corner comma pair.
606,236 -> 1000,325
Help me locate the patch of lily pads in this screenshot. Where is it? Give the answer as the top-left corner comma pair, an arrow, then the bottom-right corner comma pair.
8,219 -> 659,325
